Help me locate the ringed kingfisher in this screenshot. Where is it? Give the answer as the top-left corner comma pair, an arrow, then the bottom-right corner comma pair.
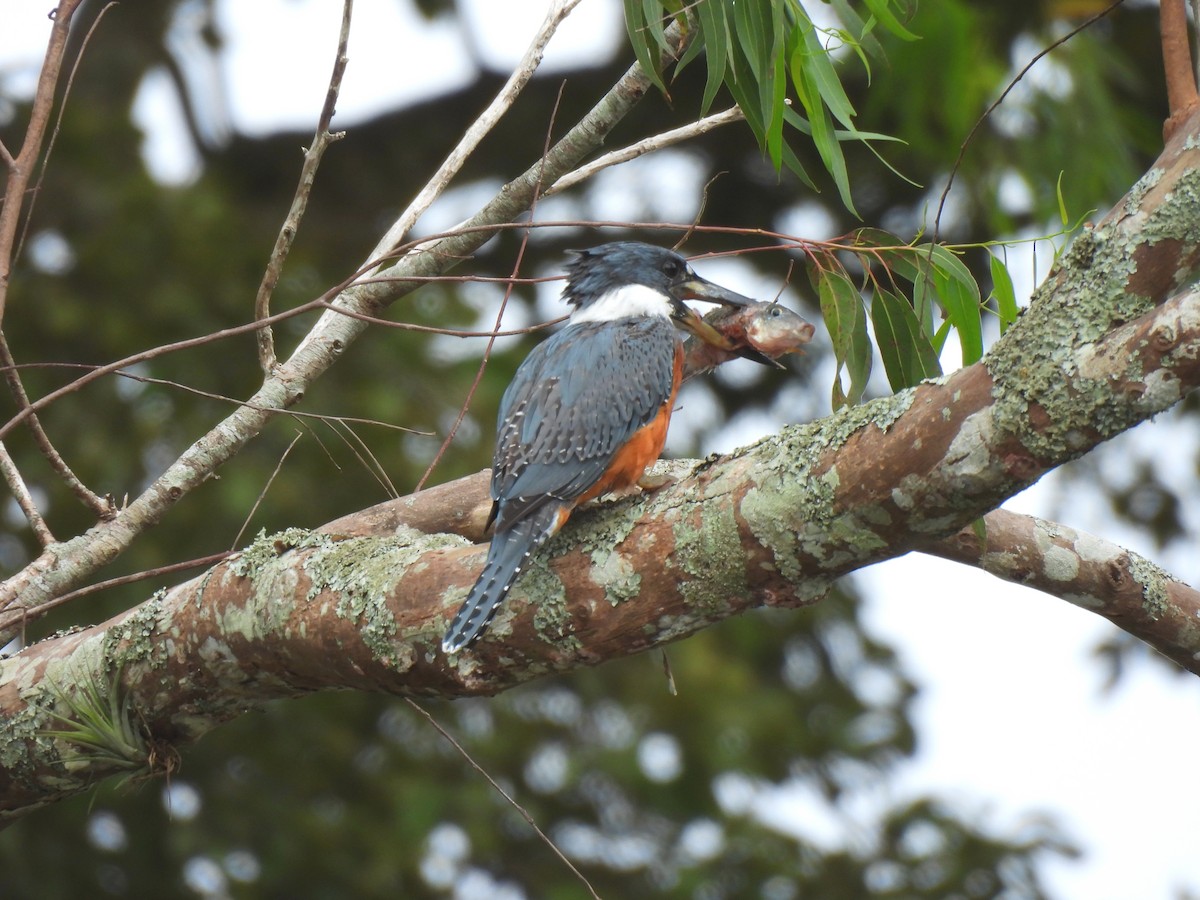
441,242 -> 767,654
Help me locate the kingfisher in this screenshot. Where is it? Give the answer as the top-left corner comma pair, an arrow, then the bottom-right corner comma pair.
441,242 -> 765,654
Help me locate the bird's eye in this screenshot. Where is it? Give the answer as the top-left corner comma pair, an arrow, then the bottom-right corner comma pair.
662,260 -> 682,278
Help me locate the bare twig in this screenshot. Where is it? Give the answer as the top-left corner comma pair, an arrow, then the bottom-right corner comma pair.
0,0 -> 85,326
0,441 -> 54,545
363,0 -> 585,269
231,431 -> 304,550
933,0 -> 1125,240
1161,0 -> 1200,140
0,296 -> 329,443
414,81 -> 567,491
315,300 -> 567,336
253,0 -> 354,373
0,552 -> 234,637
0,332 -> 111,518
545,106 -> 746,197
406,699 -> 603,900
0,362 -> 427,436
322,418 -> 399,499
14,3 -> 119,269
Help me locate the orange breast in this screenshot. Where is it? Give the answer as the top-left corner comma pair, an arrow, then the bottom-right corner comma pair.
574,342 -> 684,505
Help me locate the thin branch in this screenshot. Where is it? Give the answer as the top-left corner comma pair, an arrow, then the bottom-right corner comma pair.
0,0 -> 85,327
544,105 -> 746,197
1161,0 -> 1200,140
315,299 -> 567,336
253,0 -> 354,373
406,699 -> 603,900
0,552 -> 234,639
0,332 -> 111,518
318,417 -> 398,500
933,0 -> 1125,240
414,81 -> 567,491
231,431 -> 304,550
113,365 -> 428,435
0,441 -> 54,545
0,296 -> 330,444
14,3 -> 119,270
362,0 -> 585,269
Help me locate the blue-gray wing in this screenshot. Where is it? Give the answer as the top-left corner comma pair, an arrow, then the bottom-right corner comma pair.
490,317 -> 678,529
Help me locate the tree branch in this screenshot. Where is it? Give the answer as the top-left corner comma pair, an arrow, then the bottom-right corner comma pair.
253,0 -> 353,373
0,0 -> 84,326
544,106 -> 746,196
0,332 -> 111,520
0,441 -> 53,545
922,509 -> 1200,672
363,0 -> 586,268
1161,0 -> 1199,140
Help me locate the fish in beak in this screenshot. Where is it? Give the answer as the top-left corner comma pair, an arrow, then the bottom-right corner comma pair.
669,274 -> 780,368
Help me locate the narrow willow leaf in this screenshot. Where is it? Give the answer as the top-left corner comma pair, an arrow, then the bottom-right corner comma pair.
818,270 -> 870,407
937,275 -> 982,364
872,289 -> 908,390
989,252 -> 1019,334
827,0 -> 885,58
873,289 -> 942,390
766,56 -> 787,168
696,0 -> 731,113
790,37 -> 858,216
733,0 -> 770,82
623,0 -> 666,92
846,300 -> 873,405
932,317 -> 953,354
780,139 -> 816,189
727,48 -> 766,135
642,0 -> 669,53
912,263 -> 936,340
927,245 -> 983,365
799,20 -> 858,129
862,0 -> 920,40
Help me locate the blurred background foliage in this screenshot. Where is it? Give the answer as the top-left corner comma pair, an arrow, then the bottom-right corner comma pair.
0,0 -> 1180,896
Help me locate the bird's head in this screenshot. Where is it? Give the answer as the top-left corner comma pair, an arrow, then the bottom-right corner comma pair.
563,242 -> 758,350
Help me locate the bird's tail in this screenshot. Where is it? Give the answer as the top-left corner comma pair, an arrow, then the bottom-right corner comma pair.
441,505 -> 564,654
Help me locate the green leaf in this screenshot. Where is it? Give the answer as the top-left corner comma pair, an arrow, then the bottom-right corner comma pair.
623,0 -> 666,92
927,245 -> 983,365
766,56 -> 787,168
862,0 -> 920,41
642,0 -> 669,53
790,33 -> 858,216
733,0 -> 771,83
1055,170 -> 1069,226
872,289 -> 943,391
798,20 -> 858,129
695,0 -> 731,113
989,252 -> 1019,334
827,0 -> 885,58
779,139 -> 816,190
817,269 -> 871,407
